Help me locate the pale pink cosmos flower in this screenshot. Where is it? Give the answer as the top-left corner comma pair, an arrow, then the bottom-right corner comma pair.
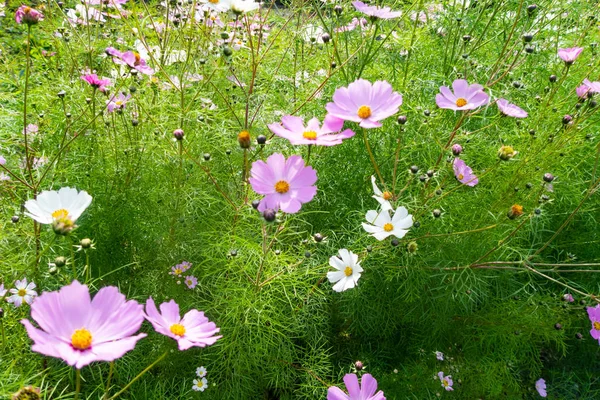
587,304 -> 600,344
352,1 -> 401,19
326,79 -> 403,128
184,275 -> 198,289
535,378 -> 547,397
106,47 -> 154,75
7,278 -> 37,307
0,283 -> 6,298
144,298 -> 222,351
496,99 -> 528,118
81,74 -> 112,93
327,373 -> 385,400
268,115 -> 354,146
577,79 -> 600,99
558,47 -> 583,65
453,158 -> 478,186
23,124 -> 38,135
438,372 -> 453,391
249,153 -> 317,214
106,92 -> 131,113
436,79 -> 489,111
335,17 -> 368,33
21,280 -> 147,369
16,5 -> 43,25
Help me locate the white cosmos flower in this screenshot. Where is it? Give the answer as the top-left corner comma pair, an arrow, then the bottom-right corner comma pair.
24,187 -> 92,225
192,377 -> 208,391
362,206 -> 413,241
7,278 -> 37,307
371,175 -> 393,212
230,0 -> 259,14
327,249 -> 363,292
196,366 -> 207,377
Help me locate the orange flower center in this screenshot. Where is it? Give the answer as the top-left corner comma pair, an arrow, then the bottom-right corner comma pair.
133,52 -> 141,64
209,0 -> 219,3
382,191 -> 392,200
511,204 -> 524,216
455,98 -> 468,107
170,324 -> 186,336
238,130 -> 250,141
383,223 -> 393,232
274,180 -> 290,194
357,105 -> 372,119
71,328 -> 93,350
458,173 -> 464,180
594,321 -> 600,330
302,131 -> 317,140
24,6 -> 32,13
344,266 -> 353,277
52,209 -> 69,220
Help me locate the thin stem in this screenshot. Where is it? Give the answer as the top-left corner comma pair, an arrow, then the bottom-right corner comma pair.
70,236 -> 76,280
85,251 -> 91,283
109,351 -> 168,400
362,128 -> 384,186
306,145 -> 312,165
74,369 -> 81,400
103,361 -> 115,400
23,25 -> 34,185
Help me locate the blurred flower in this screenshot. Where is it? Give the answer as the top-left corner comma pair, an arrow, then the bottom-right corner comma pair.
196,366 -> 207,377
192,377 -> 208,392
23,124 -> 38,135
438,372 -> 453,391
453,158 -> 478,186
0,155 -> 5,165
327,373 -> 385,400
362,207 -> 413,241
41,50 -> 56,57
10,386 -> 41,400
587,305 -> 600,344
67,4 -> 105,25
563,293 -> 574,302
535,378 -> 547,397
170,261 -> 192,278
496,98 -> 528,118
0,283 -> 6,297
498,145 -> 518,161
24,187 -> 93,233
435,351 -> 444,361
230,0 -> 260,14
15,5 -> 43,25
184,275 -> 198,289
81,73 -> 112,93
302,24 -> 326,43
21,280 -> 146,369
145,298 -> 222,350
268,115 -> 354,146
558,47 -> 583,65
326,79 -> 403,128
7,279 -> 37,307
436,79 -> 489,111
371,175 -> 393,212
106,92 -> 131,113
507,204 -> 523,219
327,249 -> 363,292
249,153 -> 317,214
106,47 -> 154,75
352,1 -> 401,19
335,17 -> 368,33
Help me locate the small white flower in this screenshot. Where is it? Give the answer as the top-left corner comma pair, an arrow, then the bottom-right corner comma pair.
24,187 -> 92,225
362,207 -> 413,241
192,377 -> 208,392
435,351 -> 444,361
7,278 -> 37,307
327,249 -> 363,292
371,176 -> 393,211
196,366 -> 207,377
230,0 -> 259,15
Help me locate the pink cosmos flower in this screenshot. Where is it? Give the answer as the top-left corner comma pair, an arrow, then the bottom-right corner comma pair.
144,298 -> 222,351
268,115 -> 354,146
326,79 -> 403,128
21,280 -> 147,369
106,47 -> 154,75
169,261 -> 192,278
535,378 -> 547,397
578,79 -> 600,99
438,372 -> 453,391
352,1 -> 401,19
16,5 -> 43,25
23,124 -> 38,135
106,92 -> 131,113
558,47 -> 583,65
496,99 -> 528,118
436,79 -> 489,111
453,158 -> 478,186
335,17 -> 368,33
249,153 -> 317,214
7,278 -> 37,307
0,283 -> 6,297
81,74 -> 112,93
327,373 -> 385,400
184,275 -> 198,289
587,305 -> 600,344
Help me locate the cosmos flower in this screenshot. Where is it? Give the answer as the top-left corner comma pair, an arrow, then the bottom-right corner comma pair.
327,373 -> 385,400
81,74 -> 112,93
558,47 -> 583,65
144,298 -> 222,351
535,378 -> 547,397
453,158 -> 478,186
24,187 -> 93,229
326,79 -> 403,128
587,305 -> 600,344
438,372 -> 453,391
362,207 -> 413,241
169,261 -> 192,278
23,124 -> 38,135
7,278 -> 37,307
184,275 -> 198,289
0,283 -> 6,298
268,115 -> 354,146
249,153 -> 317,214
15,5 -> 43,25
335,17 -> 368,33
196,366 -> 207,377
327,249 -> 363,292
106,47 -> 154,75
435,351 -> 444,361
106,92 -> 131,113
436,79 -> 489,111
21,280 -> 147,369
496,99 -> 528,118
352,1 -> 401,19
192,377 -> 208,392
577,79 -> 600,99
563,293 -> 574,302
371,175 -> 393,211
230,0 -> 260,14
67,4 -> 105,25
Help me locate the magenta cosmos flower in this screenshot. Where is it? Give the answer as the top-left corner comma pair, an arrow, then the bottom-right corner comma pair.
249,153 -> 317,214
16,5 -> 43,25
352,1 -> 401,19
496,99 -> 528,118
436,79 -> 489,111
327,373 -> 385,400
587,305 -> 600,344
21,280 -> 146,369
268,115 -> 354,146
558,47 -> 583,65
81,74 -> 112,93
326,79 -> 403,128
106,47 -> 154,75
145,298 -> 222,351
453,158 -> 478,186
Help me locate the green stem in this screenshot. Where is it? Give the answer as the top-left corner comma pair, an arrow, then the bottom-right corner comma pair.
362,129 -> 384,186
306,145 -> 312,165
74,369 -> 81,400
85,251 -> 91,283
109,351 -> 169,400
70,236 -> 76,280
1,319 -> 5,351
103,361 -> 115,400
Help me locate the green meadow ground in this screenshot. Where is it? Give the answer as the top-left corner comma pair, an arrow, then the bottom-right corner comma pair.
1,0 -> 600,398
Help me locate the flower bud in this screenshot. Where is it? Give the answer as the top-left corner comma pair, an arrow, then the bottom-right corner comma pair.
354,361 -> 364,371
507,204 -> 524,219
543,173 -> 554,182
263,208 -> 276,222
54,256 -> 67,267
451,144 -> 463,156
407,241 -> 418,254
498,145 -> 517,161
562,115 -> 573,124
238,130 -> 251,148
80,238 -> 92,249
173,128 -> 184,140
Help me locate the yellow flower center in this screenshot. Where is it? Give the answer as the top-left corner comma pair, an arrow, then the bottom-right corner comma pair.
18,289 -> 27,297
209,0 -> 219,3
274,180 -> 290,194
71,328 -> 93,350
383,223 -> 393,232
344,266 -> 353,277
52,209 -> 69,219
383,191 -> 392,200
357,105 -> 372,119
455,98 -> 468,107
24,6 -> 32,13
174,268 -> 182,275
170,323 -> 186,336
594,321 -> 600,330
443,379 -> 449,387
116,100 -> 123,106
303,131 -> 317,140
238,130 -> 250,140
458,173 -> 464,180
